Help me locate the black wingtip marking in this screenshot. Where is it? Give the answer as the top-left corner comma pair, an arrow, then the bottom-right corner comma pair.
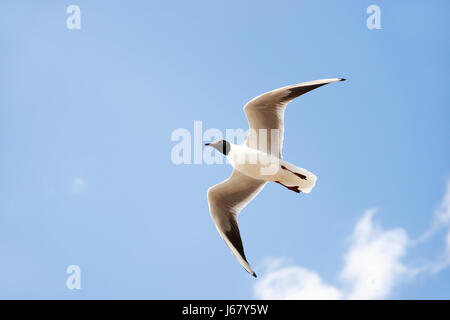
252,272 -> 257,278
339,78 -> 346,81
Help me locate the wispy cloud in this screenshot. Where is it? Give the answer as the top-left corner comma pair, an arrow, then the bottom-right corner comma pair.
254,181 -> 450,300
70,176 -> 87,194
415,181 -> 450,245
427,181 -> 450,273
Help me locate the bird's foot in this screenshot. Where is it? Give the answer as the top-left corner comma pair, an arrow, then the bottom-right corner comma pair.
281,165 -> 307,180
275,181 -> 301,193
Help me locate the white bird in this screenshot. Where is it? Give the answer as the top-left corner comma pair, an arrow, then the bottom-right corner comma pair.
206,78 -> 345,277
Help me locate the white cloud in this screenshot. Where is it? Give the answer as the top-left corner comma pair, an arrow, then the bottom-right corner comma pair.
254,267 -> 342,300
339,209 -> 411,299
254,181 -> 450,300
254,210 -> 410,300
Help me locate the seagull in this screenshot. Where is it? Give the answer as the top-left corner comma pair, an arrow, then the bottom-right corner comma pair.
206,78 -> 345,277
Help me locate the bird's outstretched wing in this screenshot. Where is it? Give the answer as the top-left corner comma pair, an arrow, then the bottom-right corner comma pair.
244,78 -> 345,158
207,170 -> 266,277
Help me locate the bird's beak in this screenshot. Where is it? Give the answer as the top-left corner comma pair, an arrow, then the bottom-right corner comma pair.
204,143 -> 211,146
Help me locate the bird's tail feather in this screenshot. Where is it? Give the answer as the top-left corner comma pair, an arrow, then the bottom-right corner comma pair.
281,163 -> 317,194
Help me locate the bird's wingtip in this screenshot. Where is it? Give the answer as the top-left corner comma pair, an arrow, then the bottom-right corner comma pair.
252,272 -> 257,278
339,78 -> 346,81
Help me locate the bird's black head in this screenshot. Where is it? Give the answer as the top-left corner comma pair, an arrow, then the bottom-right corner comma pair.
204,139 -> 231,156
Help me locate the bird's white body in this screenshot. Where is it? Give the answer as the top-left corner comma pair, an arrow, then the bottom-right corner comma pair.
228,143 -> 317,193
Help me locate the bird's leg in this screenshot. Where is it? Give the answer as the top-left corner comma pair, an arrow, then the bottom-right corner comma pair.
281,165 -> 307,180
275,181 -> 301,193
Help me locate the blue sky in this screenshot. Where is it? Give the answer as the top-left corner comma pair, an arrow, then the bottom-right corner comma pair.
0,0 -> 449,299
